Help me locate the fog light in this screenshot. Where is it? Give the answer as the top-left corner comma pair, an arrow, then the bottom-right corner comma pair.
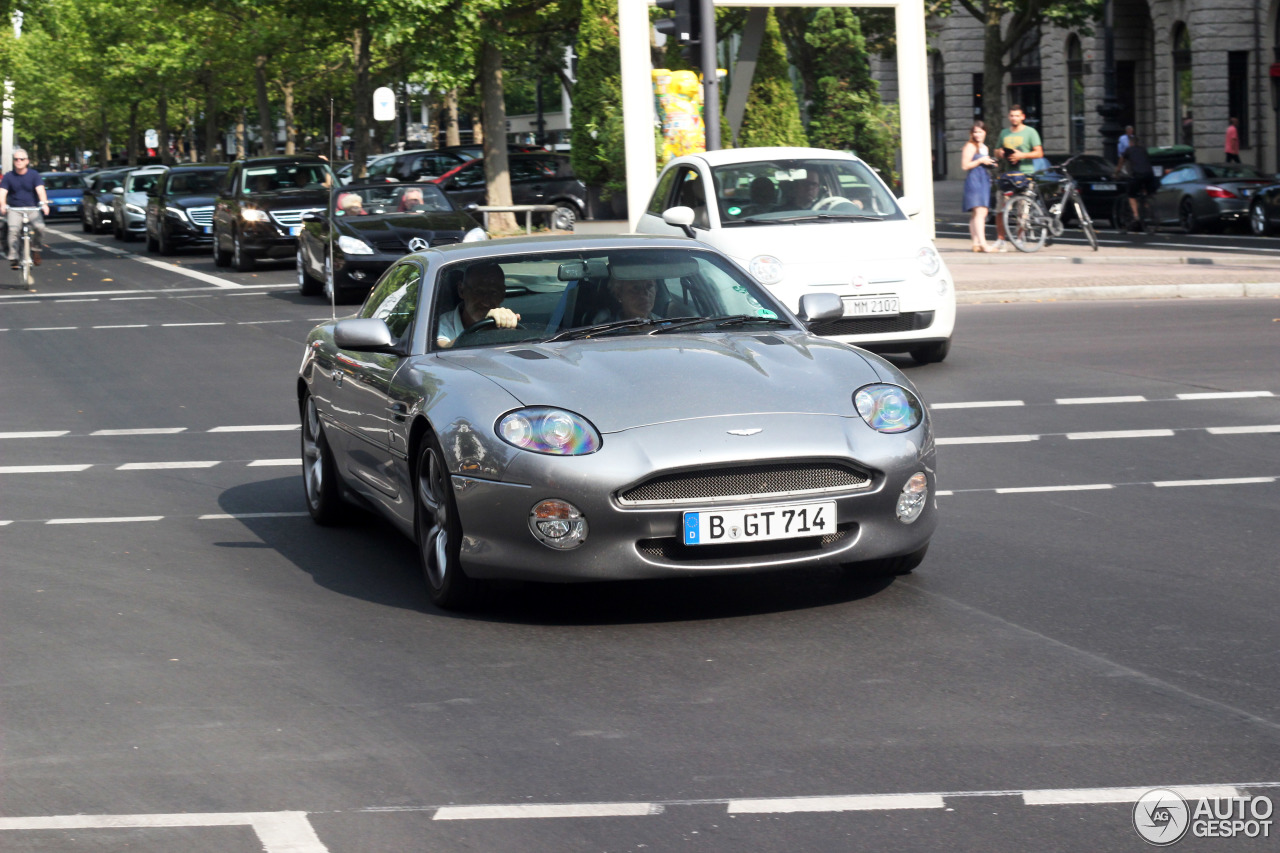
529,499 -> 588,550
896,472 -> 928,523
349,270 -> 368,281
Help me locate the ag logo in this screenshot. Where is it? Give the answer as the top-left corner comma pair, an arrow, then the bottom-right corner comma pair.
1134,788 -> 1190,846
407,237 -> 430,252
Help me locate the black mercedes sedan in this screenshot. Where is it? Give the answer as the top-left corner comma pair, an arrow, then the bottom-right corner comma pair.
296,182 -> 487,302
144,165 -> 228,254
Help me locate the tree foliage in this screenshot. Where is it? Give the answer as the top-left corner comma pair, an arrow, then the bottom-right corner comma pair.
570,0 -> 624,199
736,10 -> 806,149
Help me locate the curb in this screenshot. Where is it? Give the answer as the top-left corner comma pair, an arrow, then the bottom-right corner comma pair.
943,253 -> 1280,267
956,282 -> 1280,303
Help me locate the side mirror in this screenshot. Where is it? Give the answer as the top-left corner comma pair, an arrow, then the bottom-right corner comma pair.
463,202 -> 479,213
334,318 -> 397,352
111,187 -> 124,195
796,293 -> 844,325
302,211 -> 325,224
662,205 -> 696,238
898,196 -> 923,217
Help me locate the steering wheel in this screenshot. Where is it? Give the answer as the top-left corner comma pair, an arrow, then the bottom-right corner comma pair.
456,316 -> 528,338
813,195 -> 855,211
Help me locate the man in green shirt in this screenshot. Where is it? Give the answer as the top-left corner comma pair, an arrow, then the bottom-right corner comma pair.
993,105 -> 1044,249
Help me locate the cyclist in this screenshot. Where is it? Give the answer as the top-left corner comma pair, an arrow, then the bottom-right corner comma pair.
1116,133 -> 1157,233
0,148 -> 49,269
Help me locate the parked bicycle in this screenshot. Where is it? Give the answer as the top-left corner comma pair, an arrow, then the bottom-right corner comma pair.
999,155 -> 1099,253
10,206 -> 41,291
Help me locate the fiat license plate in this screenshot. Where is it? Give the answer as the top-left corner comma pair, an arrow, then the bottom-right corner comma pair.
683,501 -> 836,546
1092,182 -> 1117,192
842,295 -> 899,317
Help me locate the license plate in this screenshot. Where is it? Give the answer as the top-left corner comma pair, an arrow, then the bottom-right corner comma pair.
1242,188 -> 1254,197
1092,183 -> 1117,192
683,501 -> 835,546
289,225 -> 301,236
202,226 -> 211,234
842,296 -> 899,317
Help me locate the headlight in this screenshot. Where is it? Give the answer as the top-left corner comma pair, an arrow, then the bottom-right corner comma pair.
497,407 -> 601,455
337,235 -> 374,255
96,202 -> 112,212
125,203 -> 145,215
749,254 -> 783,285
896,472 -> 928,523
916,246 -> 941,277
854,384 -> 923,433
462,227 -> 487,242
240,208 -> 269,222
165,205 -> 187,220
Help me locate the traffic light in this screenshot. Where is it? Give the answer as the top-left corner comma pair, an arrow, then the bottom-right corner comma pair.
654,0 -> 701,49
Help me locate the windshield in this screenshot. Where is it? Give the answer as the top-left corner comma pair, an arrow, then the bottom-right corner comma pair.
336,184 -> 453,216
126,172 -> 164,194
1203,163 -> 1267,180
711,158 -> 903,224
167,170 -> 225,195
432,248 -> 792,351
44,175 -> 83,190
241,162 -> 333,193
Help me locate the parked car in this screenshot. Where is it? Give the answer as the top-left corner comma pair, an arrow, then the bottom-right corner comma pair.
439,143 -> 546,161
144,165 -> 228,254
112,166 -> 168,241
1143,162 -> 1273,233
635,147 -> 954,364
295,182 -> 485,302
81,168 -> 132,233
298,235 -> 937,609
362,148 -> 469,183
432,153 -> 586,231
40,172 -> 88,219
1033,154 -> 1128,227
211,155 -> 334,271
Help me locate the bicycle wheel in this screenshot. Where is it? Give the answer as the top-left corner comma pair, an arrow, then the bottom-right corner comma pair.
1075,199 -> 1099,251
1003,195 -> 1047,252
20,233 -> 34,290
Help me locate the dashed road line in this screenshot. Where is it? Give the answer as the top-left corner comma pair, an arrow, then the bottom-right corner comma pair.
0,464 -> 92,473
1067,428 -> 1175,440
0,430 -> 69,439
1021,785 -> 1241,805
1178,390 -> 1273,400
0,811 -> 327,853
5,319 -> 316,332
1207,424 -> 1280,434
247,458 -> 300,466
930,391 -> 1273,410
728,793 -> 945,814
45,516 -> 164,525
92,323 -> 147,329
1056,395 -> 1146,404
91,427 -> 187,436
198,512 -> 309,520
434,803 -> 660,820
1153,476 -> 1277,488
116,461 -> 220,470
937,424 -> 1280,445
996,483 -> 1114,494
208,424 -> 298,433
937,434 -> 1039,445
931,400 -> 1025,410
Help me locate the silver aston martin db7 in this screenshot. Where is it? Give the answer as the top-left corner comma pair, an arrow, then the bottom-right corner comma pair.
298,235 -> 937,609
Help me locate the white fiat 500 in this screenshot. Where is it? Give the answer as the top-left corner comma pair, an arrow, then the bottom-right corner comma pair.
635,147 -> 954,363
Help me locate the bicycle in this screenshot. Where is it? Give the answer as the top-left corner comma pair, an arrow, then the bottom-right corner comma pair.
9,206 -> 43,292
999,156 -> 1099,252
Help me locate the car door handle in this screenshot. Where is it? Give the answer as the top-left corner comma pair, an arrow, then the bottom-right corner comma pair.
387,402 -> 408,421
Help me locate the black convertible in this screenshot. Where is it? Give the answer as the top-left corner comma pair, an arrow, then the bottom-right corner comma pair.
296,182 -> 487,302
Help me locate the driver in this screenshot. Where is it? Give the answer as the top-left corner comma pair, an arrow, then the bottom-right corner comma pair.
792,176 -> 821,208
435,262 -> 521,348
398,187 -> 425,211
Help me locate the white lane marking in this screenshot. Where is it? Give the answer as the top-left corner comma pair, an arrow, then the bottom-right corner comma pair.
995,484 -> 1115,494
1178,391 -> 1274,400
1067,429 -> 1175,440
116,461 -> 220,470
728,794 -> 945,814
209,424 -> 298,433
24,326 -> 77,331
238,319 -> 292,324
1154,477 -> 1276,488
931,400 -> 1024,410
92,324 -> 148,329
935,490 -> 954,496
161,322 -> 225,327
0,464 -> 92,473
110,296 -> 157,300
0,430 -> 69,439
54,230 -> 250,290
1022,785 -> 1241,806
199,512 -> 310,520
1056,395 -> 1147,405
434,803 -> 659,820
0,520 -> 11,526
45,516 -> 163,525
54,298 -> 99,303
0,811 -> 327,853
1207,424 -> 1280,434
937,434 -> 1039,446
248,458 -> 299,467
91,427 -> 187,436
175,294 -> 213,299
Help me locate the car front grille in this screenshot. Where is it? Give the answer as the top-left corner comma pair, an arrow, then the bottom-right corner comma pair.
370,237 -> 406,253
186,206 -> 213,227
617,461 -> 871,506
636,523 -> 857,564
809,311 -> 934,338
269,208 -> 319,228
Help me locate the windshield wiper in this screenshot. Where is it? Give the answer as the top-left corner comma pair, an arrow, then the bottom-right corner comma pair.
765,213 -> 885,223
651,314 -> 793,334
545,318 -> 655,341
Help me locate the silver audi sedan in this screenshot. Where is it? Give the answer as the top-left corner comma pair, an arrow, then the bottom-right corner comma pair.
298,235 -> 938,609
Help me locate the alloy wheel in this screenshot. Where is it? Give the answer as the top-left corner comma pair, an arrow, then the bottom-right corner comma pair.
1252,202 -> 1268,236
302,397 -> 324,511
417,446 -> 451,590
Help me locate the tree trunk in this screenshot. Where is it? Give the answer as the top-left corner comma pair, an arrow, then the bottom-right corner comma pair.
444,89 -> 460,146
480,39 -> 515,232
174,119 -> 186,162
352,21 -> 373,178
204,68 -> 221,162
157,90 -> 171,164
236,108 -> 247,160
127,100 -> 140,166
99,108 -> 111,165
471,111 -> 484,145
281,81 -> 296,155
255,55 -> 273,156
982,5 -> 1005,130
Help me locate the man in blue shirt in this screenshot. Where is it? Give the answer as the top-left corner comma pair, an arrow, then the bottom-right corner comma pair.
0,149 -> 49,268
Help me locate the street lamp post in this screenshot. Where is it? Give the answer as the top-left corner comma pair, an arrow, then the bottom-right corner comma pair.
1096,0 -> 1123,162
2,11 -> 22,175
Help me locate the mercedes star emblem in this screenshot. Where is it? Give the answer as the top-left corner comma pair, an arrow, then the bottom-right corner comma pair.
408,237 -> 431,252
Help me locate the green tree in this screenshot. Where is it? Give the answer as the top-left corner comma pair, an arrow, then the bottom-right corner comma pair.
570,0 -> 625,203
736,10 -> 805,148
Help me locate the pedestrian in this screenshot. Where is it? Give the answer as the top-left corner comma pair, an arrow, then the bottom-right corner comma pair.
992,105 -> 1043,252
1224,117 -> 1241,163
1115,132 -> 1157,232
1118,125 -> 1135,158
0,148 -> 49,269
960,121 -> 998,252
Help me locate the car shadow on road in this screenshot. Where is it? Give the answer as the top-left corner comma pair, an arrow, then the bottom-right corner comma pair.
217,477 -> 897,626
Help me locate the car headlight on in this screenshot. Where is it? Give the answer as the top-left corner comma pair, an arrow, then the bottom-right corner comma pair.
96,202 -> 112,212
853,384 -> 923,433
529,499 -> 588,550
916,246 -> 941,277
896,472 -> 928,523
240,208 -> 269,222
462,227 -> 487,242
125,203 -> 145,215
749,254 -> 783,285
337,235 -> 374,255
165,205 -> 188,220
497,407 -> 601,455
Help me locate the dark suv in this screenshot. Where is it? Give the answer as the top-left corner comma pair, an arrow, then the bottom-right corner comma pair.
211,156 -> 334,271
432,153 -> 586,231
145,165 -> 228,254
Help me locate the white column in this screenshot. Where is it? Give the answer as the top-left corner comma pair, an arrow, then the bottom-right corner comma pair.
894,0 -> 934,237
2,80 -> 12,175
620,0 -> 656,229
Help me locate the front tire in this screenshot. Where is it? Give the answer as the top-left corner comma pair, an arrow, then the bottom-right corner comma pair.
232,230 -> 255,271
416,434 -> 479,610
1180,199 -> 1199,234
212,230 -> 231,267
549,203 -> 577,232
301,392 -> 344,525
1250,200 -> 1270,236
297,245 -> 322,295
910,339 -> 950,365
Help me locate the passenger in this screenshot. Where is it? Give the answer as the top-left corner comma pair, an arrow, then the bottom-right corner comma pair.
746,176 -> 776,214
435,262 -> 521,348
601,277 -> 660,322
337,193 -> 366,216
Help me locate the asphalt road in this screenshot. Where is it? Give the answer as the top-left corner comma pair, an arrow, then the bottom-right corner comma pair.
1,223 -> 1278,851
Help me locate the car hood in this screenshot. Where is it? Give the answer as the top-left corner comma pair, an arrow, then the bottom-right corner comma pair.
242,189 -> 331,208
341,212 -> 476,238
437,333 -> 879,433
47,189 -> 83,200
169,195 -> 218,209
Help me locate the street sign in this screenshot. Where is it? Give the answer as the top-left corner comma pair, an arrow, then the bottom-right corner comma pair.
373,87 -> 396,122
144,128 -> 158,148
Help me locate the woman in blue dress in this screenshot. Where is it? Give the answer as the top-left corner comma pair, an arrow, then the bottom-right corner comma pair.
961,121 -> 999,252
